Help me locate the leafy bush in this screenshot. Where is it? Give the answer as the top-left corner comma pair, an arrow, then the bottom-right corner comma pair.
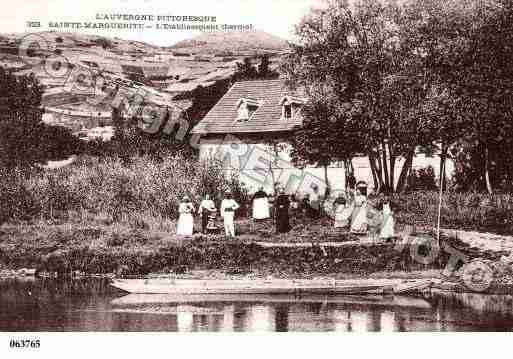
92,37 -> 113,49
19,155 -> 247,223
406,166 -> 438,192
395,190 -> 513,234
0,169 -> 40,224
0,68 -> 82,169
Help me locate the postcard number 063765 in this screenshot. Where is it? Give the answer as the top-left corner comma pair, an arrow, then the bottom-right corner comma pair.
9,339 -> 41,349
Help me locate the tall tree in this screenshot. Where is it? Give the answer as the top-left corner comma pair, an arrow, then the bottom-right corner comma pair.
233,57 -> 258,81
0,67 -> 45,169
288,90 -> 364,192
0,67 -> 80,169
402,0 -> 513,193
282,0 -> 433,193
234,56 -> 279,82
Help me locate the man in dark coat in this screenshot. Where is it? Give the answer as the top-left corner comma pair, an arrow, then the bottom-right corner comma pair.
275,188 -> 291,234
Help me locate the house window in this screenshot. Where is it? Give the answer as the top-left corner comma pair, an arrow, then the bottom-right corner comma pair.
280,96 -> 305,120
284,103 -> 292,119
237,103 -> 250,121
236,98 -> 259,122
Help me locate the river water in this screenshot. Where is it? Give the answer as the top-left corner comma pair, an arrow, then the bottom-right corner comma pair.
1,278 -> 513,332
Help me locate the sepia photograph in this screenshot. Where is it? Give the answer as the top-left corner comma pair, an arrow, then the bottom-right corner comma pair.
1,0 -> 513,351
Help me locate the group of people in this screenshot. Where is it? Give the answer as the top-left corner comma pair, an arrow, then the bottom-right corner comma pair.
176,192 -> 240,237
175,182 -> 396,240
332,186 -> 395,239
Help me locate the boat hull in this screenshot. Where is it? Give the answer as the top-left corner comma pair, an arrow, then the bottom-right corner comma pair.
110,278 -> 432,296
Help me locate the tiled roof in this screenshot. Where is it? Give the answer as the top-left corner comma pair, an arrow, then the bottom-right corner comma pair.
191,79 -> 305,134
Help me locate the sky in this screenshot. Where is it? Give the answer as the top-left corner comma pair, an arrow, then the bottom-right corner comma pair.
0,0 -> 327,46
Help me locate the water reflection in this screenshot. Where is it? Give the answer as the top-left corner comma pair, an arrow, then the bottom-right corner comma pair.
2,278 -> 513,331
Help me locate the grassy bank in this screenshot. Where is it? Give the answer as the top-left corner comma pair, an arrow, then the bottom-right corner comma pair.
390,191 -> 513,234
2,154 -> 513,279
0,220 -> 450,277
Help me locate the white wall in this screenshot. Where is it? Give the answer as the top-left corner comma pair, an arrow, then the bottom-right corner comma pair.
199,140 -> 454,196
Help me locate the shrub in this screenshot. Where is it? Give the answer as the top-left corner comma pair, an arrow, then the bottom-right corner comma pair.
17,154 -> 247,223
92,37 -> 113,49
395,190 -> 513,234
0,169 -> 40,224
406,166 -> 438,192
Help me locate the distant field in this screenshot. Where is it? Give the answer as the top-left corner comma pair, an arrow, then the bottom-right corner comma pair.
0,30 -> 287,132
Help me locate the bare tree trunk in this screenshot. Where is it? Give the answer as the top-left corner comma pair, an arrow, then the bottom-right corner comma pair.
349,159 -> 354,178
396,150 -> 414,193
436,157 -> 445,247
439,145 -> 447,192
344,159 -> 351,191
388,143 -> 396,192
323,164 -> 330,198
484,145 -> 493,194
381,143 -> 390,192
370,151 -> 384,192
369,155 -> 379,192
344,159 -> 349,190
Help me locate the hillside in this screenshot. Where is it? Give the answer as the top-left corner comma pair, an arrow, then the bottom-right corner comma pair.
0,30 -> 289,134
170,30 -> 291,55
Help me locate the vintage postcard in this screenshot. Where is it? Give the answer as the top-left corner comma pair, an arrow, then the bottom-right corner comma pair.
0,0 -> 513,353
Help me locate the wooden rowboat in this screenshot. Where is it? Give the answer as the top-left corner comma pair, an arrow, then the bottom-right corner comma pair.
393,279 -> 434,294
110,278 -> 433,296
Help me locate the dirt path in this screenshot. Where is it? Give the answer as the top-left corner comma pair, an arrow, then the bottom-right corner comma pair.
441,228 -> 513,255
253,228 -> 513,259
254,237 -> 382,248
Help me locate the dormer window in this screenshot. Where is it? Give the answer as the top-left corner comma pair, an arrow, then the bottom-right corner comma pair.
280,96 -> 305,120
237,103 -> 250,121
236,98 -> 260,122
284,103 -> 292,119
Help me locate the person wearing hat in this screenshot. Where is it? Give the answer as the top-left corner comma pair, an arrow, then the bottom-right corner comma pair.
355,180 -> 368,196
198,194 -> 216,234
275,188 -> 291,234
301,193 -> 311,219
350,186 -> 368,235
221,191 -> 240,238
176,195 -> 195,236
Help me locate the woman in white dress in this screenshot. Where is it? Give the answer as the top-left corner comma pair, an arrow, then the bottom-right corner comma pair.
379,196 -> 395,239
333,193 -> 352,228
252,187 -> 270,221
176,195 -> 195,236
350,188 -> 368,234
